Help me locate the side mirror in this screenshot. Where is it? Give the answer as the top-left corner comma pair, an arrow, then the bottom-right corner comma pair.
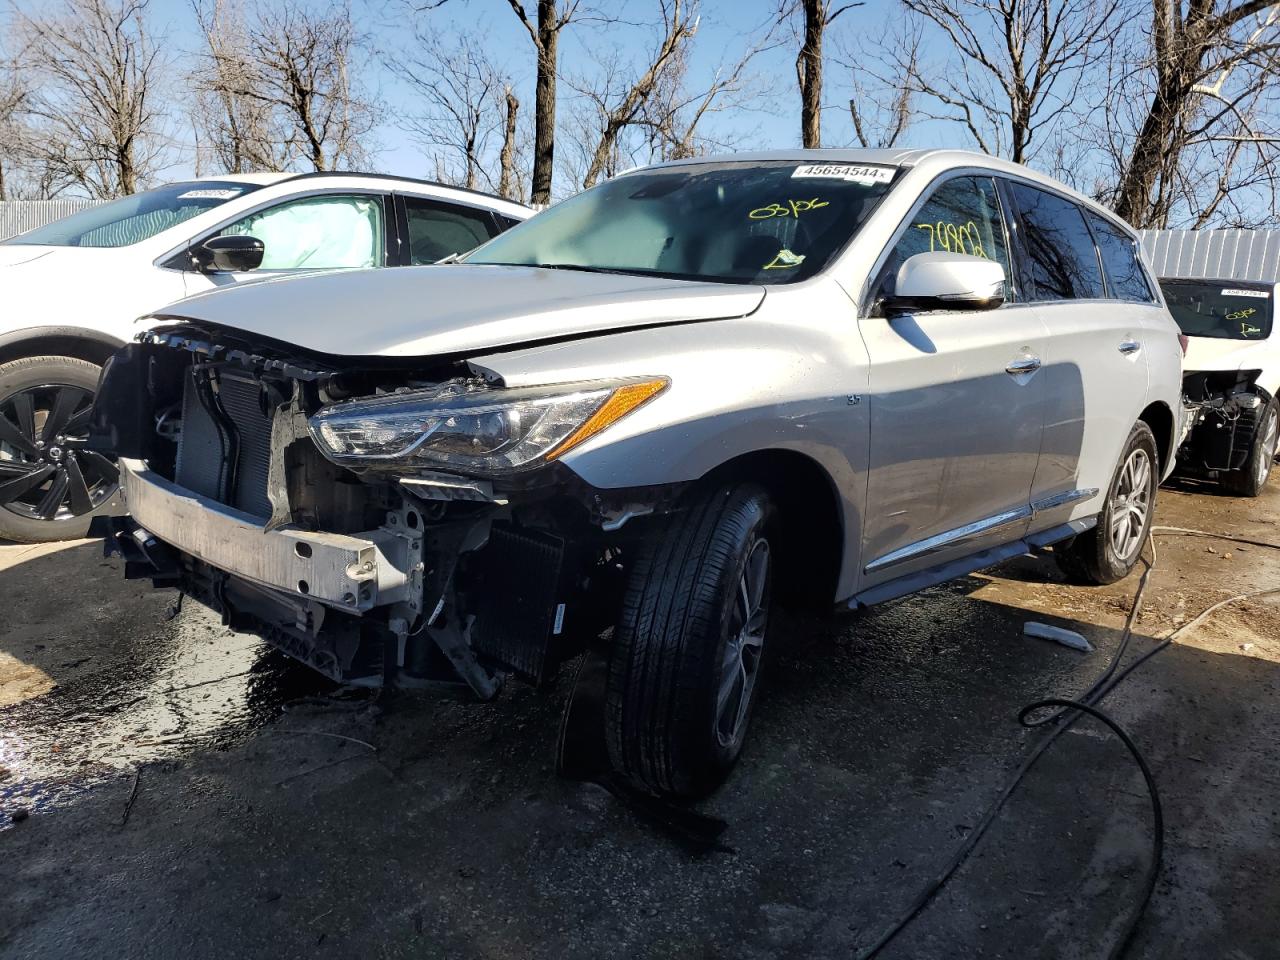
192,235 -> 265,273
882,252 -> 1005,314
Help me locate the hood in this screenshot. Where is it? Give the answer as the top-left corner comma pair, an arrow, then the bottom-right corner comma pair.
150,263 -> 766,358
1183,335 -> 1268,375
0,245 -> 58,268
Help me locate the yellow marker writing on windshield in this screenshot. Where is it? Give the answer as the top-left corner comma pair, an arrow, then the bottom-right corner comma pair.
749,198 -> 829,220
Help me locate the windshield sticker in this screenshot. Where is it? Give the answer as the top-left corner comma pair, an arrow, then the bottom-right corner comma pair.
749,198 -> 829,220
177,188 -> 244,200
763,249 -> 806,270
1226,306 -> 1258,321
915,220 -> 988,259
1222,287 -> 1270,298
791,163 -> 894,185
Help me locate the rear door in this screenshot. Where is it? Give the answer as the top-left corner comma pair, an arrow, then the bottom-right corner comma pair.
1001,181 -> 1152,533
395,195 -> 504,265
859,174 -> 1049,589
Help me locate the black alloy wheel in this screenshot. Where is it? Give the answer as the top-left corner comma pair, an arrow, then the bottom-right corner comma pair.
0,356 -> 119,542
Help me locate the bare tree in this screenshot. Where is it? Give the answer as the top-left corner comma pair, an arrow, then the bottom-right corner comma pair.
12,0 -> 171,197
572,0 -> 698,188
401,31 -> 503,189
839,24 -> 921,148
898,0 -> 1121,164
190,0 -> 291,173
194,0 -> 378,173
776,0 -> 862,147
503,0 -> 584,203
499,86 -> 522,198
0,63 -> 27,200
1106,0 -> 1280,227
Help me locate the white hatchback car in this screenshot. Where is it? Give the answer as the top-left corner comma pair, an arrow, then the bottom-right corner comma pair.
0,172 -> 530,541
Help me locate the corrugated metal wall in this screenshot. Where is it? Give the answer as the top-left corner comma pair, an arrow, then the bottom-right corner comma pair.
1140,228 -> 1280,282
0,200 -> 103,240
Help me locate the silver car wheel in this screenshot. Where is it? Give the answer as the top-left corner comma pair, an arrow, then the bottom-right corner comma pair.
1257,405 -> 1278,488
715,538 -> 770,749
1109,447 -> 1152,562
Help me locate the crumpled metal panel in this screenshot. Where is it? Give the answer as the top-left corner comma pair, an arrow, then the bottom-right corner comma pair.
1140,228 -> 1280,282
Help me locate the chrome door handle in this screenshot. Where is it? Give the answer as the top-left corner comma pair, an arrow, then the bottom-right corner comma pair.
1006,357 -> 1042,376
1119,339 -> 1141,355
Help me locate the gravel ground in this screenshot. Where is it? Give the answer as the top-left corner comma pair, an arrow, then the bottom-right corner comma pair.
0,477 -> 1277,960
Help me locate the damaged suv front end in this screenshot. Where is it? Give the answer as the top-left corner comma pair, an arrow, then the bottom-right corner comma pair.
1160,278 -> 1280,496
92,325 -> 673,694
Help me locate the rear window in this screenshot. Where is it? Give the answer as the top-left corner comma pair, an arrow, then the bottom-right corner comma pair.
1159,280 -> 1273,341
1007,183 -> 1105,301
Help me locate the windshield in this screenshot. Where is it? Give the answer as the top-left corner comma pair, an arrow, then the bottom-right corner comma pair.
466,160 -> 898,284
1160,280 -> 1274,341
3,180 -> 265,248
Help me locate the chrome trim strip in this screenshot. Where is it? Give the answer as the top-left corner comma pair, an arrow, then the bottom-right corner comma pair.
863,487 -> 1099,575
1030,487 -> 1099,516
864,505 -> 1031,573
120,458 -> 411,611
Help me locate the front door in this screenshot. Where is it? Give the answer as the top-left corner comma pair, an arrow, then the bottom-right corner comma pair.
859,175 -> 1048,589
183,192 -> 391,296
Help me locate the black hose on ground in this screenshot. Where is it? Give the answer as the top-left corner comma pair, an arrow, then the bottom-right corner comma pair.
853,531 -> 1280,960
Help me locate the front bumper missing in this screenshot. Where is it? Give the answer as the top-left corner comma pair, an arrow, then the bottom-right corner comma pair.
116,458 -> 419,613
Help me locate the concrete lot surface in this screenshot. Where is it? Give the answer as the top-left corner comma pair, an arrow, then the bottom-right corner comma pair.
1,480 -> 1278,959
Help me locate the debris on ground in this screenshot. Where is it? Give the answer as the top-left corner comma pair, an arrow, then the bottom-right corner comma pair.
1023,622 -> 1094,652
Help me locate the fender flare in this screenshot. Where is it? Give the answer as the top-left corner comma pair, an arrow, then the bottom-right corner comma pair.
0,325 -> 128,367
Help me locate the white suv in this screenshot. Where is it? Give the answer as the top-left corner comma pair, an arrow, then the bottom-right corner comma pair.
0,173 -> 530,541
90,150 -> 1185,797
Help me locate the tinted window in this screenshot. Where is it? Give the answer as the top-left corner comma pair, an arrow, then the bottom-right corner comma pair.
404,198 -> 498,264
220,194 -> 385,270
1159,280 -> 1273,341
1007,183 -> 1105,300
4,180 -> 263,248
877,176 -> 1013,301
468,160 -> 897,284
1089,214 -> 1154,302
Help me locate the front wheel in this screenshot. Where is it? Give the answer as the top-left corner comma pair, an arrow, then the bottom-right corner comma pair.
1222,398 -> 1278,498
1057,421 -> 1158,585
605,483 -> 774,798
0,356 -> 119,543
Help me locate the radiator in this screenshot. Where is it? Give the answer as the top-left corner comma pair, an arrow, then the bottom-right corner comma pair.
175,369 -> 275,518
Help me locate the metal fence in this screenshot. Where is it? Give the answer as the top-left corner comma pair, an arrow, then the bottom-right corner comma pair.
0,199 -> 104,240
1140,228 -> 1280,282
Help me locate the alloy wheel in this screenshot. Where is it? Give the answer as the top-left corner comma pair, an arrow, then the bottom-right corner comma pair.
1109,446 -> 1152,562
715,538 -> 771,749
0,383 -> 118,523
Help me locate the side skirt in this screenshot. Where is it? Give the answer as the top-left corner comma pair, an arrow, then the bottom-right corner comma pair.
845,516 -> 1098,609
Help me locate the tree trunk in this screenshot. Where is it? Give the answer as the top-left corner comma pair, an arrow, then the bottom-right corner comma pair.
1113,76 -> 1186,227
531,0 -> 558,204
798,0 -> 824,148
499,87 -> 520,199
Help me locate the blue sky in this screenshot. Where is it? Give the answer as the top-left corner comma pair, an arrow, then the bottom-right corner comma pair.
126,0 -> 945,186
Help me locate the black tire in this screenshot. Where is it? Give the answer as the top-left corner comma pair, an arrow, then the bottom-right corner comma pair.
1222,398 -> 1278,498
0,356 -> 118,543
1057,421 -> 1158,585
605,483 -> 775,798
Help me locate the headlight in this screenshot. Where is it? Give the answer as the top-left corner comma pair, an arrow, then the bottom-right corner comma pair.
308,377 -> 668,475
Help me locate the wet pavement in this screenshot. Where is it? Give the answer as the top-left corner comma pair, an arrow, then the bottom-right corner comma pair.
1,481 -> 1278,959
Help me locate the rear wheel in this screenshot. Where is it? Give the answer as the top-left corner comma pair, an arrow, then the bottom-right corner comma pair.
1057,421 -> 1157,585
1222,398 -> 1278,498
605,483 -> 774,798
0,356 -> 119,543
